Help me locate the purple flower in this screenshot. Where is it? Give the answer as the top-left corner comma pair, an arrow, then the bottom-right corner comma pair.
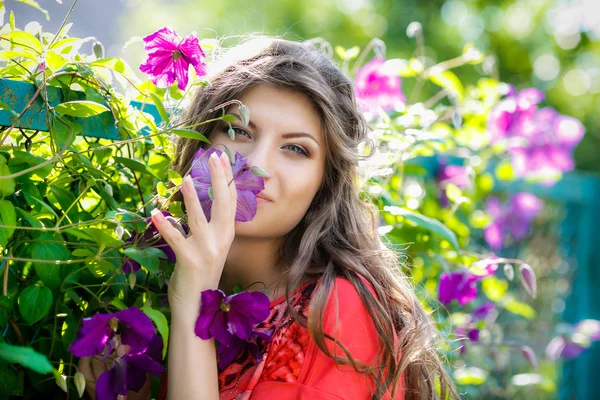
216,328 -> 273,370
187,147 -> 265,223
484,193 -> 543,250
195,289 -> 271,343
546,319 -> 600,361
139,27 -> 207,90
95,335 -> 165,400
487,88 -> 585,184
472,302 -> 496,320
354,57 -> 406,116
69,307 -> 156,358
437,164 -> 471,207
123,211 -> 185,273
438,262 -> 497,306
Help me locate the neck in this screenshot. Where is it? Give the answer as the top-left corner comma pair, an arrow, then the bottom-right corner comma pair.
219,235 -> 285,299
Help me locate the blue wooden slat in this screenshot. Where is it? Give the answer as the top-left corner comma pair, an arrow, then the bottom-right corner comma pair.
0,78 -> 161,140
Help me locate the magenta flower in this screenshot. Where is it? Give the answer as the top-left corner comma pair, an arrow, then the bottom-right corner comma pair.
437,164 -> 471,207
354,57 -> 406,116
123,211 -> 186,273
187,147 -> 265,223
69,307 -> 156,357
139,27 -> 207,90
438,262 -> 497,306
95,335 -> 165,400
487,88 -> 585,184
472,302 -> 496,320
484,193 -> 543,250
195,289 -> 271,343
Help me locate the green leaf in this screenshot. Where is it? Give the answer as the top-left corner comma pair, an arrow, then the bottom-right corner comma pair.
0,343 -> 54,374
0,360 -> 19,396
0,200 -> 16,248
149,92 -> 170,125
113,156 -> 160,179
18,285 -> 53,324
124,247 -> 164,274
429,70 -> 464,102
30,242 -> 70,291
54,100 -> 110,118
51,117 -> 80,150
0,158 -> 16,198
167,170 -> 182,186
3,31 -> 43,54
170,129 -> 210,143
81,228 -> 122,247
383,206 -> 460,250
142,306 -> 169,359
453,367 -> 488,386
222,114 -> 237,123
14,0 -> 49,20
503,297 -> 536,319
481,276 -> 508,301
157,182 -> 167,197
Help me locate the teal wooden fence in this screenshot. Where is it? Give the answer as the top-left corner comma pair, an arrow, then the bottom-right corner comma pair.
1,77 -> 599,399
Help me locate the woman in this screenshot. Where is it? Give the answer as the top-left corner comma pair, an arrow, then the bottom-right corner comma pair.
80,37 -> 459,400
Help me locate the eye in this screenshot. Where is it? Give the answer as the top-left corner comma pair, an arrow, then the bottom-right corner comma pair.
222,126 -> 251,139
283,144 -> 310,157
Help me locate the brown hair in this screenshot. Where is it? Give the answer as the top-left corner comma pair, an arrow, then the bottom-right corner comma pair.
170,37 -> 459,400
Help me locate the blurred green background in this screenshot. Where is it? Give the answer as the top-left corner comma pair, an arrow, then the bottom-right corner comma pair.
7,0 -> 599,173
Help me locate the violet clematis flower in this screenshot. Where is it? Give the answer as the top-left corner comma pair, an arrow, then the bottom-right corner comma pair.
123,211 -> 186,273
438,262 -> 497,306
472,302 -> 496,320
354,57 -> 406,116
216,328 -> 273,370
187,147 -> 265,223
139,27 -> 207,90
69,307 -> 156,358
95,335 -> 165,400
484,193 -> 543,250
195,289 -> 271,344
546,319 -> 600,361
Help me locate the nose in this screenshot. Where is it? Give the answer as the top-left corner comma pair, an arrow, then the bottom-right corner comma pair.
243,141 -> 272,180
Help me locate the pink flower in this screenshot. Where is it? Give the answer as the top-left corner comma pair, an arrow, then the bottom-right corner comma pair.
139,27 -> 207,90
354,57 -> 406,115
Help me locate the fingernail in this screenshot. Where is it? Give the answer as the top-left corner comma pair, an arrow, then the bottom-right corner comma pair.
150,209 -> 165,222
184,175 -> 193,188
210,152 -> 218,163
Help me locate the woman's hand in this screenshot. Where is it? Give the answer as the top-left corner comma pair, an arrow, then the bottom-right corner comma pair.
152,151 -> 237,321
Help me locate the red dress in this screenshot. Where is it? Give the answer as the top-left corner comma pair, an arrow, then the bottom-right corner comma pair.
159,277 -> 405,399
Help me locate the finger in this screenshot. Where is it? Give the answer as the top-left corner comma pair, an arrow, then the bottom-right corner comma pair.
209,152 -> 232,224
181,174 -> 208,236
151,209 -> 186,254
78,357 -> 97,393
222,152 -> 238,219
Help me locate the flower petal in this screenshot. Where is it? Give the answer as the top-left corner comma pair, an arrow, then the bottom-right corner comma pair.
96,358 -> 128,399
195,290 -> 226,340
173,57 -> 190,90
142,27 -> 179,52
69,313 -> 113,357
115,308 -> 156,354
234,190 -> 258,223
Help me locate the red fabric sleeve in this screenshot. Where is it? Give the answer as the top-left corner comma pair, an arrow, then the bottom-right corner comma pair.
250,277 -> 405,399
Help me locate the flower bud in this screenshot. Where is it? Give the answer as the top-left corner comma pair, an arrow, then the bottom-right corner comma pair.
74,371 -> 86,398
93,41 -> 105,59
406,22 -> 422,38
503,264 -> 514,281
521,345 -> 538,370
55,373 -> 67,393
519,264 -> 537,299
129,272 -> 137,290
238,104 -> 250,127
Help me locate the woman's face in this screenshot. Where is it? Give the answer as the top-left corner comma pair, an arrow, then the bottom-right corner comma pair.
208,83 -> 326,239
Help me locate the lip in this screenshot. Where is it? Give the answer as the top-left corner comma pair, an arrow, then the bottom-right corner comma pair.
256,194 -> 273,202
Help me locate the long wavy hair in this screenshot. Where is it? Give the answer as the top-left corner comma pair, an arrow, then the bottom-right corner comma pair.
170,37 -> 459,400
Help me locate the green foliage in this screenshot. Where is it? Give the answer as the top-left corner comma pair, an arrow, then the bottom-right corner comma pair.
0,3 -> 570,398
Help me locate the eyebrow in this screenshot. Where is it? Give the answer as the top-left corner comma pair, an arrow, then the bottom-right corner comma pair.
228,112 -> 320,147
